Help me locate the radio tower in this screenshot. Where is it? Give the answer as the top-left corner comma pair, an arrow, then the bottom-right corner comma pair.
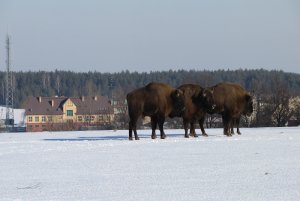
5,35 -> 14,129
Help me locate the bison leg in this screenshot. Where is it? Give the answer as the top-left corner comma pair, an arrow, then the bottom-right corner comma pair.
189,122 -> 198,137
183,119 -> 189,138
222,114 -> 232,137
236,117 -> 241,135
128,123 -> 132,140
230,122 -> 235,135
199,117 -> 207,137
129,121 -> 133,140
151,117 -> 157,139
134,128 -> 139,140
129,119 -> 139,140
158,116 -> 166,139
231,118 -> 241,135
227,118 -> 234,137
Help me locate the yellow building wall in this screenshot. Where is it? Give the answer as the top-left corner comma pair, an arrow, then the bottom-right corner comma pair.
26,115 -> 64,124
26,114 -> 115,124
62,99 -> 77,121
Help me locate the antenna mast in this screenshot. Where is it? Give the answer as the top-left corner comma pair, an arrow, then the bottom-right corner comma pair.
5,35 -> 14,129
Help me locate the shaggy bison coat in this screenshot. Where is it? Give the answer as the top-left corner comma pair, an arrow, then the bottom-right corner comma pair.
196,82 -> 253,136
126,82 -> 185,140
177,84 -> 207,138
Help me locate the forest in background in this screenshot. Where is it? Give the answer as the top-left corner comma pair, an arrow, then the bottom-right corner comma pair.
0,68 -> 300,128
0,68 -> 299,108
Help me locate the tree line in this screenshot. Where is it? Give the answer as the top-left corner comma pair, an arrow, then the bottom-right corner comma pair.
0,68 -> 300,127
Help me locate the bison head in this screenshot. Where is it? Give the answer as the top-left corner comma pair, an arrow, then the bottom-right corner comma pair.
244,94 -> 253,116
194,88 -> 216,114
169,89 -> 185,117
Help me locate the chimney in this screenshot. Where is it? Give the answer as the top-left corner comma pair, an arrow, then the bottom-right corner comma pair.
94,96 -> 98,101
38,96 -> 42,103
81,96 -> 85,102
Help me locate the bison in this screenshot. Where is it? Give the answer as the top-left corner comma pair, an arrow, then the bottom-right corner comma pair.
177,84 -> 208,138
195,82 -> 253,136
126,82 -> 185,140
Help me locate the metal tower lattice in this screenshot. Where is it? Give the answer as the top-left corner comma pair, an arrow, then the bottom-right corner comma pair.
5,35 -> 14,127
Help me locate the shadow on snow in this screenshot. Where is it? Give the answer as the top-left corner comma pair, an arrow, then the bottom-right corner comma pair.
43,133 -> 185,142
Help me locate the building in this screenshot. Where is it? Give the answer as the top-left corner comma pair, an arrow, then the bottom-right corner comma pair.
111,99 -> 127,115
25,96 -> 114,132
0,106 -> 26,132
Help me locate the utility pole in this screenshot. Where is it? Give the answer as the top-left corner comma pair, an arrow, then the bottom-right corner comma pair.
5,35 -> 14,130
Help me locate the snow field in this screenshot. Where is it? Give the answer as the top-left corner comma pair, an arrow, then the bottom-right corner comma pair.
0,127 -> 300,201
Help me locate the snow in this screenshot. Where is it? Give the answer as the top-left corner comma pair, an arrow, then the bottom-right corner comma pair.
1,127 -> 300,201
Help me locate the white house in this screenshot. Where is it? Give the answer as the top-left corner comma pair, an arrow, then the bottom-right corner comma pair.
0,106 -> 26,128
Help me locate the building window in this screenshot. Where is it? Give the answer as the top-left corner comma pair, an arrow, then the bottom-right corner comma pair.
28,116 -> 33,122
35,125 -> 39,128
67,110 -> 73,116
84,116 -> 93,122
35,116 -> 39,122
78,116 -> 82,122
42,116 -> 46,122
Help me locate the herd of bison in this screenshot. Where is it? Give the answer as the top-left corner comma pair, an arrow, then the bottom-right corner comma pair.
126,82 -> 253,140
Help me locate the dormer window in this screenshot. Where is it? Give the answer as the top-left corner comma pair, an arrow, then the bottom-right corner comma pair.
67,110 -> 73,116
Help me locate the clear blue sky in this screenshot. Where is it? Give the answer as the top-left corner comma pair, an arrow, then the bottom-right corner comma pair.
0,0 -> 300,73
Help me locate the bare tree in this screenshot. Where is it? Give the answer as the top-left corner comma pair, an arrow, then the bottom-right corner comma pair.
250,79 -> 266,126
288,96 -> 300,126
264,76 -> 292,127
206,114 -> 221,128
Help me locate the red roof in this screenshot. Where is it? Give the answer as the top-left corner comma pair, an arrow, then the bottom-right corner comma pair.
25,96 -> 113,115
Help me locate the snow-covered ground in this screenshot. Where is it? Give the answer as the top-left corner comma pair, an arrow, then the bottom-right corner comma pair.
0,127 -> 300,201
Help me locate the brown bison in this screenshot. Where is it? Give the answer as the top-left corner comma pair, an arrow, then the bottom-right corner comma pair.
195,82 -> 253,136
126,82 -> 185,140
177,84 -> 208,138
